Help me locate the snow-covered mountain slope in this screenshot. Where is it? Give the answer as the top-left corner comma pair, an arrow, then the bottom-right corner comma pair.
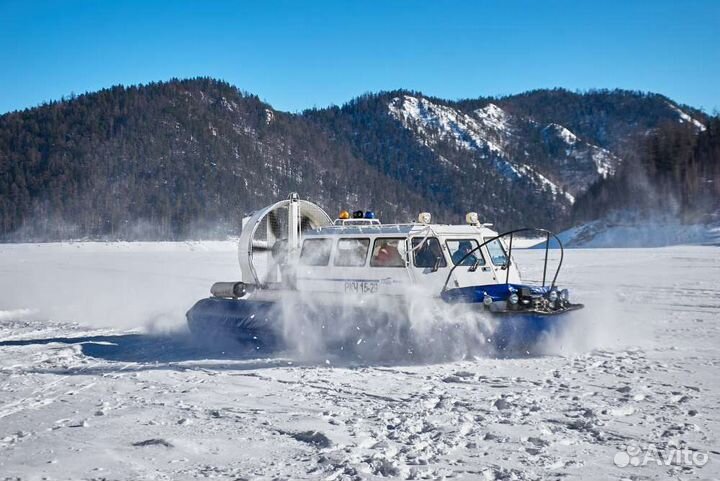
387,95 -> 621,203
388,96 -> 510,155
666,101 -> 706,131
541,123 -> 617,177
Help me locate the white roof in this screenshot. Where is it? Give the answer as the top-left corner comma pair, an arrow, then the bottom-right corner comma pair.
304,223 -> 499,238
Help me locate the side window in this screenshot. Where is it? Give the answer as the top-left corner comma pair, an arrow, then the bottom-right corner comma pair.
370,238 -> 406,267
484,238 -> 508,266
299,238 -> 332,266
446,239 -> 485,266
411,237 -> 447,268
334,238 -> 370,267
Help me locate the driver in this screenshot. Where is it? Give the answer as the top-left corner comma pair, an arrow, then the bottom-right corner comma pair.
453,241 -> 478,266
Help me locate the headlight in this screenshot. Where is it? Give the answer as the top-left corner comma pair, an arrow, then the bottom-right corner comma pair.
560,289 -> 569,301
548,290 -> 558,302
508,293 -> 519,305
483,294 -> 493,306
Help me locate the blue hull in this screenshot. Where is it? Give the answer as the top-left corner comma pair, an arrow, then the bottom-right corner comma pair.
489,312 -> 565,352
186,297 -> 284,348
186,296 -> 574,355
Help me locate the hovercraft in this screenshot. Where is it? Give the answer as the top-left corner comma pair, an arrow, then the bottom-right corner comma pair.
186,193 -> 583,354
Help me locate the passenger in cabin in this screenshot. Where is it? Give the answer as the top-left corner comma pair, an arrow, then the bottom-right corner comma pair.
373,240 -> 404,267
353,242 -> 367,262
452,241 -> 478,266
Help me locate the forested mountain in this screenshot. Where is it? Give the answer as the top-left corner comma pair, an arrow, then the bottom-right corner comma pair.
470,89 -> 708,153
0,78 -> 714,241
0,79 -> 447,240
572,117 -> 720,224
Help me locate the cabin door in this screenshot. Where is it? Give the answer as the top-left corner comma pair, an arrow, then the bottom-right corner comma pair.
409,237 -> 455,294
444,238 -> 498,288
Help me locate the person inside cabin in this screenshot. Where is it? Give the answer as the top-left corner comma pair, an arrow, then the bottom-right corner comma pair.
452,241 -> 478,266
353,241 -> 368,263
415,238 -> 445,268
373,240 -> 404,267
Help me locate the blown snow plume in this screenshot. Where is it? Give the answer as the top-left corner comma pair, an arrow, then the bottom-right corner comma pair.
270,283 -> 502,363
254,280 -> 615,363
511,249 -> 651,356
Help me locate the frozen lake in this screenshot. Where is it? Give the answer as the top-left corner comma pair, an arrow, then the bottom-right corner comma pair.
0,242 -> 718,480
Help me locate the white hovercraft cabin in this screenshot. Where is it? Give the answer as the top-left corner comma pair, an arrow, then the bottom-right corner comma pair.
220,192 -> 576,311
295,221 -> 521,297
232,193 -> 522,300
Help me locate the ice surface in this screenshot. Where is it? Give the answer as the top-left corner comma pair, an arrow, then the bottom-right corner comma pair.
0,242 -> 718,480
557,219 -> 720,248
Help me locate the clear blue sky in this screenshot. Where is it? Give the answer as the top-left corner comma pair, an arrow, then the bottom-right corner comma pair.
1,0 -> 718,114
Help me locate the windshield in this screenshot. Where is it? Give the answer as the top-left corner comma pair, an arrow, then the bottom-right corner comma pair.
412,237 -> 446,268
484,238 -> 508,266
446,239 -> 484,266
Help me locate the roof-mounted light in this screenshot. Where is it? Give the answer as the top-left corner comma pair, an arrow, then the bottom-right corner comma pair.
466,212 -> 479,225
418,212 -> 432,224
338,210 -> 350,220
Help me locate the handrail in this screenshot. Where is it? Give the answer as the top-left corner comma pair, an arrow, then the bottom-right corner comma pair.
440,227 -> 565,294
407,226 -> 435,253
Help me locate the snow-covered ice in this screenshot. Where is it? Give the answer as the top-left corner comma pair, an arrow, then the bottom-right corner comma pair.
0,242 -> 718,480
557,218 -> 720,248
